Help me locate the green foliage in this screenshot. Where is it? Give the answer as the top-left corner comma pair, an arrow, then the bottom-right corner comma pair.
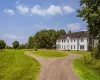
88,44 -> 93,52
34,48 -> 38,51
91,47 -> 99,59
0,49 -> 40,80
0,40 -> 6,51
78,0 -> 100,38
83,55 -> 93,64
12,41 -> 19,49
28,36 -> 34,49
28,29 -> 66,49
73,50 -> 100,80
94,60 -> 100,70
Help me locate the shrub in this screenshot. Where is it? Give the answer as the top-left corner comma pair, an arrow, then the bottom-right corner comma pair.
34,48 -> 38,51
94,61 -> 100,70
91,47 -> 98,59
88,44 -> 93,52
83,54 -> 93,64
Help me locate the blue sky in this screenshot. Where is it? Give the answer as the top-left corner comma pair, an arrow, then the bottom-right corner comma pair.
0,0 -> 87,46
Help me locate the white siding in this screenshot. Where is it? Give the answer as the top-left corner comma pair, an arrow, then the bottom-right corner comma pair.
56,37 -> 88,51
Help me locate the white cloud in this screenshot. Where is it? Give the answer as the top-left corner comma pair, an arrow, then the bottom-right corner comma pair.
31,5 -> 62,16
4,9 -> 15,15
4,34 -> 22,39
66,23 -> 81,32
16,4 -> 29,15
31,5 -> 74,16
63,6 -> 75,13
16,0 -> 20,4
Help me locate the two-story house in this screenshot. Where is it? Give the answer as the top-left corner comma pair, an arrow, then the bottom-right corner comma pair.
56,31 -> 89,51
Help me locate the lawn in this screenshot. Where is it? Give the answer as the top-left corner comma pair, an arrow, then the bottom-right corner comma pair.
32,50 -> 67,57
66,50 -> 90,55
0,49 -> 40,80
68,51 -> 100,80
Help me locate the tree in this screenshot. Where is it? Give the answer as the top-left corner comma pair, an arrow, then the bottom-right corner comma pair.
29,29 -> 66,49
28,36 -> 34,48
77,0 -> 100,51
12,41 -> 19,49
0,40 -> 6,52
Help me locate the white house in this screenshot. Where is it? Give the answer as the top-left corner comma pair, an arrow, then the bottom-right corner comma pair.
56,31 -> 89,51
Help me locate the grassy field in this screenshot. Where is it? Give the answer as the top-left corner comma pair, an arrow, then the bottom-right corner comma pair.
32,50 -> 67,57
68,51 -> 100,80
0,49 -> 40,80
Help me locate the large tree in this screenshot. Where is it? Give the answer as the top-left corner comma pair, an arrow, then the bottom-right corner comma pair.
12,41 -> 19,49
28,29 -> 66,49
0,40 -> 6,52
77,0 -> 100,38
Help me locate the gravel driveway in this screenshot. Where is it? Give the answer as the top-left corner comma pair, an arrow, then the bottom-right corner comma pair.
25,52 -> 81,80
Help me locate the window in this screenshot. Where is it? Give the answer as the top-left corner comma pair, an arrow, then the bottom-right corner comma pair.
58,40 -> 60,43
67,39 -> 69,43
81,38 -> 84,42
62,40 -> 63,43
64,40 -> 66,43
74,45 -> 75,49
71,39 -> 72,42
74,39 -> 75,42
71,45 -> 73,49
62,45 -> 63,49
80,45 -> 84,50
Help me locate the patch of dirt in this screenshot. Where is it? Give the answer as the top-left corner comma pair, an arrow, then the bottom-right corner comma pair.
25,52 -> 81,80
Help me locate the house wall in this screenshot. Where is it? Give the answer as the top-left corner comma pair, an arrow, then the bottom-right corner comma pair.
56,37 -> 88,51
78,37 -> 88,51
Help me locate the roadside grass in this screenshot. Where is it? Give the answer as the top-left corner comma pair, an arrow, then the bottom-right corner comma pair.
0,49 -> 40,80
32,50 -> 67,57
73,58 -> 100,80
67,50 -> 100,80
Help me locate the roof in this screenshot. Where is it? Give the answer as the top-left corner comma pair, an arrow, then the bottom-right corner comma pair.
57,31 -> 89,40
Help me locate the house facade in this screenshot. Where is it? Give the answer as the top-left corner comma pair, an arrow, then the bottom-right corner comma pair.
56,31 -> 89,51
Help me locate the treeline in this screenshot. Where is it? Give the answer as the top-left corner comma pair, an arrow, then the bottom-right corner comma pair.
28,29 -> 65,49
0,29 -> 66,51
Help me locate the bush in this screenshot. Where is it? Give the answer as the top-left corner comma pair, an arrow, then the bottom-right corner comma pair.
94,61 -> 100,70
34,48 -> 38,51
91,47 -> 98,59
83,54 -> 93,64
88,44 -> 93,52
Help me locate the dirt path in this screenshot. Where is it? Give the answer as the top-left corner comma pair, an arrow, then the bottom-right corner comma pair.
25,52 -> 81,80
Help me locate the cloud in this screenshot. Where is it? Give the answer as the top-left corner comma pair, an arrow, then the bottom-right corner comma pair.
63,6 -> 75,13
66,23 -> 81,32
31,5 -> 74,16
16,4 -> 29,15
4,34 -> 22,39
4,9 -> 15,15
16,0 -> 20,4
31,5 -> 62,16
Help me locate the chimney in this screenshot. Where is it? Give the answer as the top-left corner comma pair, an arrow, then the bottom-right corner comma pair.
68,31 -> 71,34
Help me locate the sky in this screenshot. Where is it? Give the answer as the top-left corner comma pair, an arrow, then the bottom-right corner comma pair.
0,0 -> 87,46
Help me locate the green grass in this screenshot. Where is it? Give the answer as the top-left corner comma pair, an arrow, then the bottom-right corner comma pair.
73,58 -> 100,80
68,51 -> 100,80
32,50 -> 67,57
66,50 -> 90,55
0,49 -> 40,80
